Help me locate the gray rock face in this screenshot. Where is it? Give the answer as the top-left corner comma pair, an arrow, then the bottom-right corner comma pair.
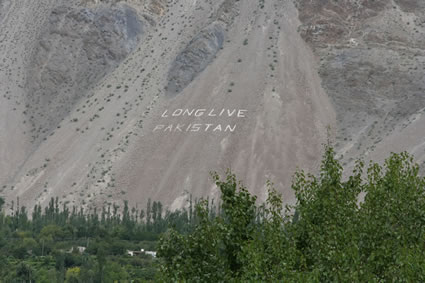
25,3 -> 143,142
166,22 -> 225,96
0,0 -> 11,22
320,48 -> 425,127
165,0 -> 239,97
395,0 -> 425,14
295,0 -> 425,161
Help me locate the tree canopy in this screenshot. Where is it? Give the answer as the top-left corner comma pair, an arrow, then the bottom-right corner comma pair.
1,146 -> 425,281
158,146 -> 425,281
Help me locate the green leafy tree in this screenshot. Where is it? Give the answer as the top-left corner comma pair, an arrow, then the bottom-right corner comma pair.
158,146 -> 425,281
65,267 -> 81,283
158,171 -> 257,281
15,262 -> 34,282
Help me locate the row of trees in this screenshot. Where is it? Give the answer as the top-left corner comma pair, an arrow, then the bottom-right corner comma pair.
0,194 -> 207,281
7,197 -> 185,237
2,145 -> 425,281
158,146 -> 425,281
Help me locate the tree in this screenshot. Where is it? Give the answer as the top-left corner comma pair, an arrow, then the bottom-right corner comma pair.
65,267 -> 81,283
158,170 -> 257,281
158,146 -> 425,281
15,262 -> 34,282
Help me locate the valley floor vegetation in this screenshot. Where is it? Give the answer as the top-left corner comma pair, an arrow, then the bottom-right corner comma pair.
1,145 -> 425,281
0,196 -> 200,282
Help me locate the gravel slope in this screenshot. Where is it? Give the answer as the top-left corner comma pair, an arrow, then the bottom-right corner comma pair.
1,0 -> 335,211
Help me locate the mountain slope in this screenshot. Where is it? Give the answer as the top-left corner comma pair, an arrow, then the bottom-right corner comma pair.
295,0 -> 425,170
1,0 -> 334,210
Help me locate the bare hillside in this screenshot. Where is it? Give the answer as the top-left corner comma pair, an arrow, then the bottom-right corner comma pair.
295,0 -> 425,170
4,0 -> 422,212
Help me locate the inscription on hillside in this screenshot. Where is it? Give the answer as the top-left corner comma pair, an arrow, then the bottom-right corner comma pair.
153,108 -> 248,133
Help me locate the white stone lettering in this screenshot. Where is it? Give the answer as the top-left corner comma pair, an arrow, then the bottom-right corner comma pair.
237,110 -> 247,118
227,109 -> 236,117
195,109 -> 206,117
172,109 -> 183,116
204,124 -> 213,131
225,124 -> 236,132
213,124 -> 222,132
183,109 -> 195,116
175,124 -> 184,132
153,125 -> 165,132
153,108 -> 248,133
191,124 -> 202,132
208,109 -> 217,117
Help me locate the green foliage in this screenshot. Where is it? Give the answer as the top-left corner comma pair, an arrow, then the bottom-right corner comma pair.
65,267 -> 81,283
2,146 -> 425,281
0,196 -> 199,282
158,146 -> 425,281
158,171 -> 258,281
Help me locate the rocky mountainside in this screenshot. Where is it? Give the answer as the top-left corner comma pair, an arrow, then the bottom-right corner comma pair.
0,0 -> 423,211
295,0 -> 425,169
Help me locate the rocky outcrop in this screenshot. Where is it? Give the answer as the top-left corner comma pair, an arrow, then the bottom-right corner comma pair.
394,0 -> 425,15
295,0 -> 425,162
166,22 -> 225,96
0,0 -> 12,22
25,3 -> 144,143
166,0 -> 239,96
